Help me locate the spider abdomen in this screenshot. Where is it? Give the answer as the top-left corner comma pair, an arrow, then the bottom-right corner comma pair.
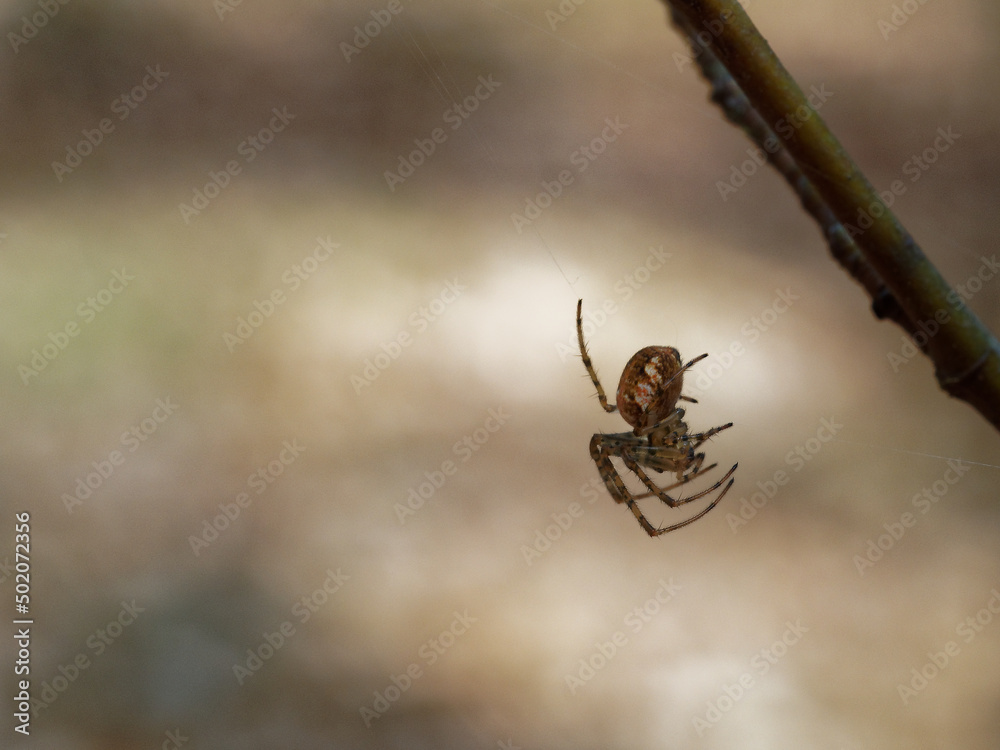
616,345 -> 684,433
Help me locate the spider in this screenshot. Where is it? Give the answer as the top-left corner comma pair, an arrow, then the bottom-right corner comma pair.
576,299 -> 737,536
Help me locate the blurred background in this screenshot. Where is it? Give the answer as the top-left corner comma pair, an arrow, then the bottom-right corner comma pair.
2,0 -> 1000,747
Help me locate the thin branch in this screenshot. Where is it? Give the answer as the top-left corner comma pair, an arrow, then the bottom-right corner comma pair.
663,0 -> 1000,433
670,17 -> 911,334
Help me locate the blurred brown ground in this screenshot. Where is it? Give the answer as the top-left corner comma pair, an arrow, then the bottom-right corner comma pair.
2,0 -> 1000,748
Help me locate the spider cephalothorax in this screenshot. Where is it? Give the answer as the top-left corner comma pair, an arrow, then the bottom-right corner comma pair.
576,299 -> 737,536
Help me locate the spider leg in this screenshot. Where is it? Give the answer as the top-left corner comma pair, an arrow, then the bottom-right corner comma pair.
658,352 -> 708,394
577,300 -> 617,414
634,406 -> 686,438
589,435 -> 628,504
655,353 -> 711,412
686,422 -> 735,451
620,454 -> 738,534
630,457 -> 717,499
636,405 -> 732,443
590,434 -> 662,536
646,472 -> 736,535
600,427 -> 704,483
621,452 -> 738,509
